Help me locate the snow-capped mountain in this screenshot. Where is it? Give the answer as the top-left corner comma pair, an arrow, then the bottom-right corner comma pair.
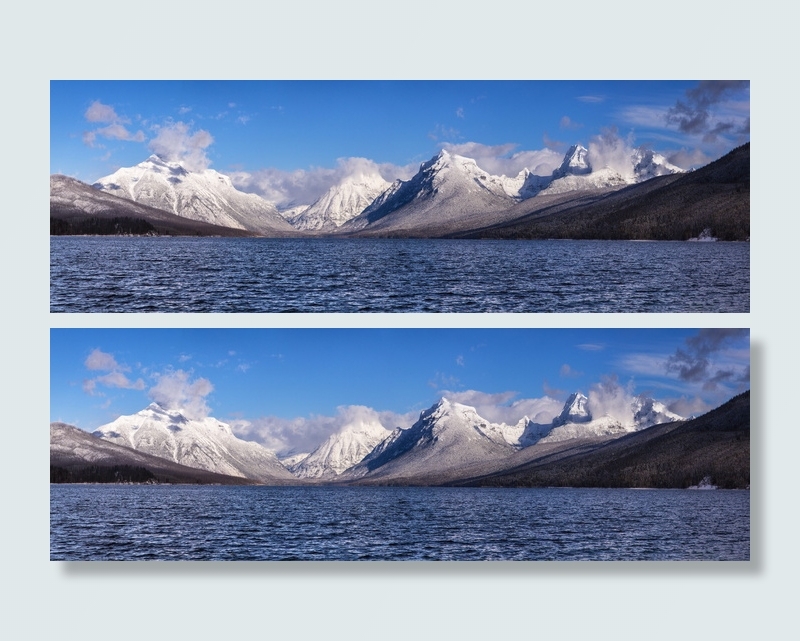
51,422 -> 262,484
92,403 -> 295,482
632,396 -> 684,427
93,155 -> 295,235
342,145 -> 682,236
289,171 -> 391,231
632,148 -> 684,180
552,392 -> 592,426
50,174 -> 257,237
290,418 -> 390,478
552,144 -> 592,179
540,392 -> 684,443
538,144 -> 683,195
341,150 -> 519,234
346,398 -> 515,482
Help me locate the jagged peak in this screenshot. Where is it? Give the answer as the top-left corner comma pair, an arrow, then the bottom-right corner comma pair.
553,392 -> 591,426
554,144 -> 591,178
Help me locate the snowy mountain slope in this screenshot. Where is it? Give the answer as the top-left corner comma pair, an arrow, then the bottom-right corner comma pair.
93,155 -> 296,235
50,175 -> 256,236
342,145 -> 682,237
334,392 -> 684,483
538,144 -> 683,195
552,392 -> 592,426
50,422 -> 261,484
341,150 -> 519,235
345,398 -> 516,483
289,171 -> 390,231
291,418 -> 390,478
632,396 -> 684,427
539,392 -> 684,443
632,148 -> 684,180
92,403 -> 296,482
460,391 -> 750,489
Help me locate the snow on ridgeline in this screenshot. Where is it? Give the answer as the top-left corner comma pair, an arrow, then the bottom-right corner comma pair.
288,171 -> 391,231
88,145 -> 682,235
93,155 -> 295,235
92,403 -> 295,482
290,417 -> 391,478
343,393 -> 685,481
86,391 -> 685,483
340,145 -> 682,234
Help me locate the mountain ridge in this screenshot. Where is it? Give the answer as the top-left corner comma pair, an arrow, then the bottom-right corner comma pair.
92,403 -> 296,483
93,155 -> 295,235
50,145 -> 747,240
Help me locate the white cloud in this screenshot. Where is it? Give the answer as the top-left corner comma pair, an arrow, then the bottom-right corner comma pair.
559,364 -> 582,378
148,121 -> 214,172
96,123 -> 145,142
230,404 -> 416,456
667,147 -> 712,170
229,156 -> 414,208
440,389 -> 563,425
85,348 -> 124,371
577,343 -> 605,351
442,141 -> 563,177
82,348 -> 145,395
560,116 -> 582,130
148,369 -> 213,420
667,395 -> 711,418
84,100 -> 124,124
587,128 -> 637,179
82,101 -> 145,148
587,375 -> 637,427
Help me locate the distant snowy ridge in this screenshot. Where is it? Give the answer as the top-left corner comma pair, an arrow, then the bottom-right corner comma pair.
346,398 -> 518,481
540,392 -> 684,442
289,171 -> 391,230
341,150 -> 521,233
93,403 -> 295,482
88,145 -> 682,236
340,145 -> 682,235
86,391 -> 685,483
343,392 -> 684,481
93,155 -> 294,234
290,418 -> 391,478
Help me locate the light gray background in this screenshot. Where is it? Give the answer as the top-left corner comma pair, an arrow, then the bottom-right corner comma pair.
7,1 -> 789,638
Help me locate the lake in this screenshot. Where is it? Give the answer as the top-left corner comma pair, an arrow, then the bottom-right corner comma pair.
49,485 -> 750,561
50,237 -> 749,313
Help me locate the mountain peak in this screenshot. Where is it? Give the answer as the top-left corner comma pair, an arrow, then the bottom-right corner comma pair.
553,392 -> 591,426
93,156 -> 293,234
553,144 -> 591,178
93,405 -> 294,482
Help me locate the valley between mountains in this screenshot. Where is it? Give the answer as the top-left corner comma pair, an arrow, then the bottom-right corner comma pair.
51,391 -> 750,489
50,142 -> 749,241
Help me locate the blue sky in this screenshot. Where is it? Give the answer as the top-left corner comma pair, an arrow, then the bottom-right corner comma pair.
51,328 -> 750,455
50,80 -> 750,207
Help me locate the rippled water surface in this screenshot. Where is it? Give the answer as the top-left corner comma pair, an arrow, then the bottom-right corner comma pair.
50,237 -> 749,312
50,485 -> 750,561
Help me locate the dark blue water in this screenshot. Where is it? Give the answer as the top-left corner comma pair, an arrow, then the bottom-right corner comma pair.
49,485 -> 750,561
50,237 -> 749,312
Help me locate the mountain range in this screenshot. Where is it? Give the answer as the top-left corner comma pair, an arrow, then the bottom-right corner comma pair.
51,391 -> 748,488
51,143 -> 749,240
90,403 -> 296,483
91,155 -> 295,235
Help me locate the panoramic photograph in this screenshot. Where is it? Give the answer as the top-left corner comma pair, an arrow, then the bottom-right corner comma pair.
50,327 -> 751,561
50,80 -> 750,313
